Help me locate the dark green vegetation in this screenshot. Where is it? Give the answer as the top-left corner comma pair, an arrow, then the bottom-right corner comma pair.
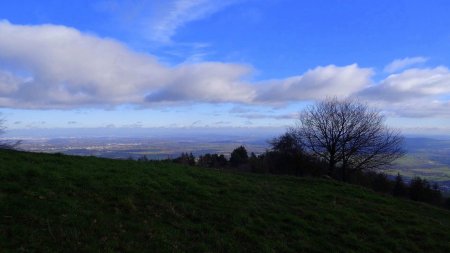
1,150 -> 450,252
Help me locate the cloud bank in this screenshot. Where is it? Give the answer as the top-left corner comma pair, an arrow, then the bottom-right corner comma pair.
0,21 -> 254,107
359,67 -> 450,117
256,64 -> 373,102
0,21 -> 371,108
0,21 -> 449,118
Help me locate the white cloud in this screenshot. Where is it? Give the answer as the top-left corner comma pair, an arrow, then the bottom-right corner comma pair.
0,20 -> 169,108
384,56 -> 428,73
359,67 -> 450,102
256,64 -> 374,102
357,67 -> 450,117
236,113 -> 300,120
148,0 -> 238,43
368,99 -> 450,118
0,21 -> 375,109
0,70 -> 21,95
145,62 -> 256,103
387,100 -> 450,118
0,21 -> 253,108
96,0 -> 240,44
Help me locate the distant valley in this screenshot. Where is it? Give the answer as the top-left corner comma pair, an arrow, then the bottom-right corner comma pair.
387,137 -> 450,191
15,136 -> 269,160
4,132 -> 450,191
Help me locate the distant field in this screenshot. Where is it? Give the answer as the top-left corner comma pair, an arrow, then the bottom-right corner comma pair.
15,136 -> 270,160
389,157 -> 450,181
1,150 -> 450,252
384,138 -> 450,191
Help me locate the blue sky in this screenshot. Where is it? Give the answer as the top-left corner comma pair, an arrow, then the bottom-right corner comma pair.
0,0 -> 450,135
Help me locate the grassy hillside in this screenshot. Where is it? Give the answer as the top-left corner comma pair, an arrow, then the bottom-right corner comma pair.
1,150 -> 450,252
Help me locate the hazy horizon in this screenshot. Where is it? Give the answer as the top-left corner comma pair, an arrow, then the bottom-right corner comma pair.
2,126 -> 450,140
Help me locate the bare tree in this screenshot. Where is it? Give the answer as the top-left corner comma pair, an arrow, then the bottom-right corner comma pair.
297,98 -> 404,181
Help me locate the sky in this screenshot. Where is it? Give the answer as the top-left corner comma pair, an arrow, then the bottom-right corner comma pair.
0,0 -> 450,136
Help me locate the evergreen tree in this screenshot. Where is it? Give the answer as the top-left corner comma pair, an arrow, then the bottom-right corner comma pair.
230,146 -> 248,167
393,173 -> 406,197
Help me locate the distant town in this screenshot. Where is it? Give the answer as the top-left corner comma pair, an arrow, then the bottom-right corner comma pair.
15,136 -> 269,160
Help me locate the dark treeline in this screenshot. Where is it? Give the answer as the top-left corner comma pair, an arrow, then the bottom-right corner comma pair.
149,132 -> 450,210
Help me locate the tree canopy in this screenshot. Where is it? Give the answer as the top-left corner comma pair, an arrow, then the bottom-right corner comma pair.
230,146 -> 249,167
297,98 -> 404,181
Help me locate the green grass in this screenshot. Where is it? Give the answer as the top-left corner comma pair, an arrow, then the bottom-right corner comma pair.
1,150 -> 450,252
386,167 -> 450,182
389,155 -> 450,182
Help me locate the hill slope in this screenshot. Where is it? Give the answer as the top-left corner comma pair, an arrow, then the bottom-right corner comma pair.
1,150 -> 449,252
